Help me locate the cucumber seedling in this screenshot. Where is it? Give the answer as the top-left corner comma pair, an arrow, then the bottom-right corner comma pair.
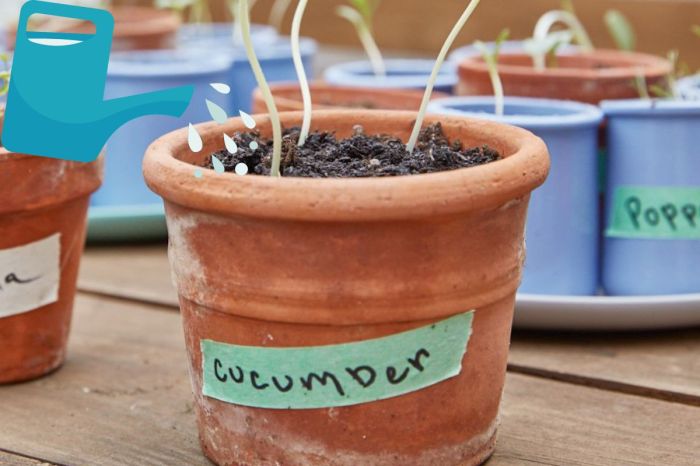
604,9 -> 636,51
524,7 -> 593,71
291,0 -> 312,146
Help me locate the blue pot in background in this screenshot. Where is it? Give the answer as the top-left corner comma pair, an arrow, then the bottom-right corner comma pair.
177,22 -> 277,47
678,75 -> 700,100
428,96 -> 603,295
93,49 -> 232,208
601,99 -> 700,295
323,59 -> 457,94
180,34 -> 317,113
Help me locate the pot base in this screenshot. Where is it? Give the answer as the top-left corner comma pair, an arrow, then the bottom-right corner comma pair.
0,353 -> 65,385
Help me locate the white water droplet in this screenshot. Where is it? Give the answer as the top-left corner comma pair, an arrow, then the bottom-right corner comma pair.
188,124 -> 203,153
194,169 -> 203,179
240,110 -> 256,129
224,134 -> 238,154
210,83 -> 231,94
206,99 -> 228,124
249,141 -> 259,150
211,155 -> 225,174
235,163 -> 249,176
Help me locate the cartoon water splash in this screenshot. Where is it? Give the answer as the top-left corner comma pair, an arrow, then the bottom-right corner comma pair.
235,163 -> 249,176
240,111 -> 257,129
211,155 -> 225,174
206,99 -> 228,124
188,123 -> 203,153
224,134 -> 238,154
210,83 -> 231,95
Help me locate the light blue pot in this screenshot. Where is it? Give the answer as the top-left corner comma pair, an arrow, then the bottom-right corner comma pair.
323,59 -> 457,94
177,22 -> 278,47
92,49 -> 233,207
179,35 -> 317,112
601,99 -> 700,295
677,75 -> 700,100
428,96 -> 603,295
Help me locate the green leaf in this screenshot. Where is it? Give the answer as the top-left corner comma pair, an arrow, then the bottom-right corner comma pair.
561,0 -> 575,14
349,0 -> 374,24
604,10 -> 636,51
649,84 -> 672,99
494,28 -> 510,56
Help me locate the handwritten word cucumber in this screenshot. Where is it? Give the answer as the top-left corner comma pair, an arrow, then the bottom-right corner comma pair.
607,186 -> 700,239
201,311 -> 474,409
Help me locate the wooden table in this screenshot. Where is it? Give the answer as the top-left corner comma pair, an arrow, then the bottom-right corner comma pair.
1,243 -> 698,466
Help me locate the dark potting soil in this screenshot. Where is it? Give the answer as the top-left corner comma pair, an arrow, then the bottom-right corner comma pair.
207,123 -> 500,178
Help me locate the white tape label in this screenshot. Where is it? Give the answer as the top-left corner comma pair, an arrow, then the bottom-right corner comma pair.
0,234 -> 61,319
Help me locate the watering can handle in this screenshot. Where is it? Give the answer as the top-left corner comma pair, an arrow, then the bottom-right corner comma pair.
16,0 -> 115,43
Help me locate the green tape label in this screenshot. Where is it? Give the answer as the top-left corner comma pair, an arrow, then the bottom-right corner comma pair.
606,186 -> 700,239
201,311 -> 474,410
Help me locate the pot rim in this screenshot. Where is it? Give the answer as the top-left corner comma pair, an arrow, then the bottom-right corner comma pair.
600,98 -> 700,116
110,6 -> 180,38
107,48 -> 233,78
180,36 -> 318,62
427,95 -> 603,129
324,59 -> 457,89
143,110 -> 549,222
458,49 -> 672,80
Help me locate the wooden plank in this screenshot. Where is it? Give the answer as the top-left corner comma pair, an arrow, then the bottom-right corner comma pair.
509,328 -> 700,405
1,294 -> 698,466
79,245 -> 700,403
0,452 -> 55,466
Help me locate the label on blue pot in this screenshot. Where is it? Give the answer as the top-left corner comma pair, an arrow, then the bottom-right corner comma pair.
607,187 -> 700,239
0,234 -> 61,319
201,311 -> 474,409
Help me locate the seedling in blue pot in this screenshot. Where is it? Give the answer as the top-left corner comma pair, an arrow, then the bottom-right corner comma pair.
473,29 -> 509,116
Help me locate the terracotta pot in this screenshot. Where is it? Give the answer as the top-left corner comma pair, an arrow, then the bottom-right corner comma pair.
143,110 -> 549,466
252,82 -> 448,113
457,49 -> 672,104
6,6 -> 180,51
0,111 -> 102,383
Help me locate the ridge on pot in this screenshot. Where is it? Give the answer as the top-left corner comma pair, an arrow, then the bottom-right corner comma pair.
456,49 -> 672,104
143,110 -> 549,466
324,59 -> 458,94
252,82 -> 448,113
0,109 -> 103,383
429,96 -> 603,295
601,99 -> 700,296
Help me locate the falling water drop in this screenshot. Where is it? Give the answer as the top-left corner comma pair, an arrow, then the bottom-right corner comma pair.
206,99 -> 228,124
211,155 -> 225,174
224,134 -> 238,154
249,141 -> 259,150
188,124 -> 203,153
240,110 -> 256,129
210,83 -> 231,94
235,163 -> 249,176
194,169 -> 203,179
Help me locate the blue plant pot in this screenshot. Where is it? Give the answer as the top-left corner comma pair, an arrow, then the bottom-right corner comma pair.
92,49 -> 233,207
601,99 -> 700,295
177,22 -> 278,48
428,96 -> 603,295
323,59 -> 457,94
678,75 -> 700,100
179,35 -> 317,113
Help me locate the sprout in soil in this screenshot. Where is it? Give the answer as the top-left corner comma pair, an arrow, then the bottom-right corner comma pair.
336,0 -> 385,77
473,29 -> 509,117
525,8 -> 594,71
291,0 -> 312,146
649,50 -> 682,99
238,0 -> 283,176
156,0 -> 211,24
269,0 -> 294,32
406,0 -> 482,153
604,10 -> 636,51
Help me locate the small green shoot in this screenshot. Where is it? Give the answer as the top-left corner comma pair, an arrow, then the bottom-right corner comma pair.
291,0 -> 312,146
156,0 -> 210,24
406,0 -> 482,154
336,0 -> 385,76
238,0 -> 283,176
473,29 -> 509,117
525,8 -> 594,70
633,70 -> 650,100
692,25 -> 700,38
604,10 -> 635,51
269,0 -> 293,31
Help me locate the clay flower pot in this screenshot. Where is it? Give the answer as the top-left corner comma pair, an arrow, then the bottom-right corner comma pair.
144,110 -> 549,465
252,82 -> 447,113
457,49 -> 672,104
6,6 -> 180,51
0,111 -> 102,383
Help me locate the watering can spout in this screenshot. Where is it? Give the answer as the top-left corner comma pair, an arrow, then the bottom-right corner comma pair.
103,85 -> 195,132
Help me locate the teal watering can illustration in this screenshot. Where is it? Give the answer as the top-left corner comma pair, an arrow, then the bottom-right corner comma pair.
3,1 -> 194,162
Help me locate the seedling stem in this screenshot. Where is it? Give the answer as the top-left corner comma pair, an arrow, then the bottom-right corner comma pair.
336,2 -> 385,76
291,0 -> 312,146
